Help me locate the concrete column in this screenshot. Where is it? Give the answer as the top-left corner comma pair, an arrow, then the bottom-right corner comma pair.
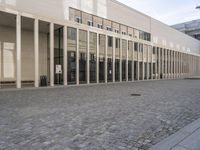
112,37 -> 115,82
63,26 -> 67,85
76,29 -> 79,85
155,47 -> 157,80
177,52 -> 179,77
105,35 -> 108,83
50,22 -> 54,86
132,42 -> 134,81
171,51 -> 173,79
96,33 -> 99,84
163,49 -> 165,79
146,46 -> 149,80
173,51 -> 176,79
126,40 -> 128,82
137,44 -> 139,80
151,47 -> 153,80
120,39 -> 122,82
142,44 -> 144,81
87,31 -> 90,84
168,50 -> 170,79
0,42 -> 1,88
188,54 -> 190,77
180,53 -> 183,77
34,19 -> 39,87
158,48 -> 160,80
165,49 -> 167,79
179,52 -> 181,78
16,14 -> 21,88
188,55 -> 190,76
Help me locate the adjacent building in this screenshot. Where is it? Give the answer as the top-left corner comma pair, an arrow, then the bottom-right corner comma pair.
0,0 -> 200,89
172,19 -> 200,40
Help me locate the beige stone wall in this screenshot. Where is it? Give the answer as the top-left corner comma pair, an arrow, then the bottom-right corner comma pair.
0,0 -> 199,54
0,26 -> 48,82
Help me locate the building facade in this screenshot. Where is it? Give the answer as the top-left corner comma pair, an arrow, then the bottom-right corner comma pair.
172,19 -> 200,40
0,0 -> 200,89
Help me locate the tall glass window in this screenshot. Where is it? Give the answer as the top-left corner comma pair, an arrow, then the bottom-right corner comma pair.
107,36 -> 113,82
115,38 -> 120,82
67,27 -> 77,85
139,43 -> 143,80
134,42 -> 138,80
54,27 -> 63,85
128,41 -> 133,81
99,34 -> 105,83
90,32 -> 97,83
79,30 -> 87,84
122,39 -> 127,81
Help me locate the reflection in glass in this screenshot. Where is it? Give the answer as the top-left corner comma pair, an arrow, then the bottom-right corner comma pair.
115,59 -> 120,82
79,30 -> 87,84
67,27 -> 77,84
90,32 -> 97,83
149,63 -> 152,79
115,38 -> 120,82
128,41 -> 133,81
134,61 -> 138,80
99,34 -> 105,83
122,60 -> 126,81
107,36 -> 113,82
107,58 -> 112,82
128,61 -> 132,81
54,27 -> 63,85
144,63 -> 147,80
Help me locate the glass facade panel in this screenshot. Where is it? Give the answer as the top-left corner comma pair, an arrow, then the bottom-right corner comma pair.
89,32 -> 97,83
115,38 -> 120,82
149,63 -> 152,79
128,41 -> 133,81
107,36 -> 113,82
122,39 -> 127,81
134,61 -> 138,80
99,34 -> 105,83
144,63 -> 147,80
54,27 -> 63,85
79,30 -> 87,84
67,27 -> 77,84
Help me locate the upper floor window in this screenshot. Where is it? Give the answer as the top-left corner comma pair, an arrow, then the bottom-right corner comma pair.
106,27 -> 112,31
97,24 -> 103,29
134,43 -> 138,52
108,36 -> 113,47
76,17 -> 82,23
67,27 -> 77,40
88,21 -> 93,26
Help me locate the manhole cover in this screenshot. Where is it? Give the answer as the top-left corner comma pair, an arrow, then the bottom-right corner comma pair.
130,94 -> 141,96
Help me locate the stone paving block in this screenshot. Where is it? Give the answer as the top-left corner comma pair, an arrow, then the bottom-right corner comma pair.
0,80 -> 200,150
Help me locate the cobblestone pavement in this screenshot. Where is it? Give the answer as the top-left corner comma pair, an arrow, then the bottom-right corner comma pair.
1,79 -> 200,150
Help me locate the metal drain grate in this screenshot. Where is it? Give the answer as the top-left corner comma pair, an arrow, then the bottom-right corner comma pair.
130,94 -> 141,96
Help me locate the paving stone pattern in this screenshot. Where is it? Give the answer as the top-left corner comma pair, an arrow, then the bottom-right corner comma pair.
0,79 -> 200,150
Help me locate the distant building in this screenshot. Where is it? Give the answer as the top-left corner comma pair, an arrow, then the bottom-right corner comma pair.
172,20 -> 200,40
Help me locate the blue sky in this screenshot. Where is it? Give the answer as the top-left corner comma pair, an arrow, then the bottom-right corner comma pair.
117,0 -> 200,25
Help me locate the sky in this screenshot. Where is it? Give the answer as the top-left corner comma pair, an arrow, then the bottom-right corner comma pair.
117,0 -> 200,25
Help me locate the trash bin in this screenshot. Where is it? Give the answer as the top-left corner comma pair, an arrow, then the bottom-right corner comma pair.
40,75 -> 48,87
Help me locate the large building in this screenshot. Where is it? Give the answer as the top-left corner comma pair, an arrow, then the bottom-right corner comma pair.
172,19 -> 200,40
0,0 -> 200,89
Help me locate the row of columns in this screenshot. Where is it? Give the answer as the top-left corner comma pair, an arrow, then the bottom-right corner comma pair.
15,15 -> 200,88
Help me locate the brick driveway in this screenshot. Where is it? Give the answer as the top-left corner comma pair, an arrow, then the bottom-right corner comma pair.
1,79 -> 200,150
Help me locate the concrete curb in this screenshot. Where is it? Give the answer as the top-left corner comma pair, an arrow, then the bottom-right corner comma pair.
149,118 -> 200,150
